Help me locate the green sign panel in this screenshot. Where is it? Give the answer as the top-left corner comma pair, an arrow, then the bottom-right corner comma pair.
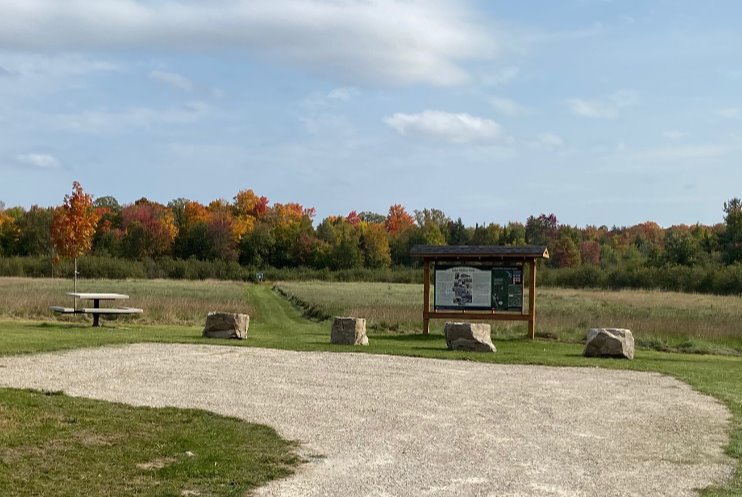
434,265 -> 523,312
491,267 -> 523,312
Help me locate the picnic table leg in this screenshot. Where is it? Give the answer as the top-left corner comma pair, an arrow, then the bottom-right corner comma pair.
92,299 -> 100,327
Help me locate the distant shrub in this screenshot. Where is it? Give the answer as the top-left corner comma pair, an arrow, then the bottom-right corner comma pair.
541,264 -> 742,295
5,254 -> 741,295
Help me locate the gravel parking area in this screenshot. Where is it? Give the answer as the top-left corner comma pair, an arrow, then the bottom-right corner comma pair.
0,344 -> 734,497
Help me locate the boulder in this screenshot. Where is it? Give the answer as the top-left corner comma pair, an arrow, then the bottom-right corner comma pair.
584,328 -> 634,359
203,312 -> 249,339
331,317 -> 369,346
444,322 -> 496,352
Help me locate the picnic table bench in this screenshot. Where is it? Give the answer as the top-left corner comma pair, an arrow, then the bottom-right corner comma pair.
50,292 -> 143,327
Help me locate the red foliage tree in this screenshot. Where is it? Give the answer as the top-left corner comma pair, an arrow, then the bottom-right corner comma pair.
120,201 -> 178,258
346,210 -> 362,226
579,240 -> 601,266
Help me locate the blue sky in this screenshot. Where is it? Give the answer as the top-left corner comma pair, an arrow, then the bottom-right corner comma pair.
1,0 -> 741,228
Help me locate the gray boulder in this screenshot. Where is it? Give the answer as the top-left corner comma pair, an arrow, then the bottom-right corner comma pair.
203,312 -> 249,339
444,322 -> 496,352
331,317 -> 369,346
584,328 -> 634,359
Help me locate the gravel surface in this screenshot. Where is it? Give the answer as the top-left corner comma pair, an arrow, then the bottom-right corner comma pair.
0,344 -> 734,497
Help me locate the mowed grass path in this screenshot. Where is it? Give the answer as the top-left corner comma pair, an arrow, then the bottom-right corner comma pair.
0,281 -> 741,496
276,281 -> 742,353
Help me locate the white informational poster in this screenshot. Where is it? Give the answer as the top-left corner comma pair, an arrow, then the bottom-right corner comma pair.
434,266 -> 492,309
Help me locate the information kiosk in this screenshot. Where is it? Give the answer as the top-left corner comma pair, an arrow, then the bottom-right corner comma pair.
410,245 -> 549,339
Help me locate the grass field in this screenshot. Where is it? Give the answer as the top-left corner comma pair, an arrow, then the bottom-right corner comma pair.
0,278 -> 741,496
0,277 -> 252,326
275,281 -> 742,354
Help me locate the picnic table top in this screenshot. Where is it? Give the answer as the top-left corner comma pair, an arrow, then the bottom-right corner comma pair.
66,292 -> 130,300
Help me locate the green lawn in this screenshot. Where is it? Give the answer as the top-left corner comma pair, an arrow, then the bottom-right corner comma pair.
0,281 -> 741,496
0,389 -> 298,497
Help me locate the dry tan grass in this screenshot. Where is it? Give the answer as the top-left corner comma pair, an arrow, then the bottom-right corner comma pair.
276,281 -> 742,348
0,277 -> 252,326
538,287 -> 742,341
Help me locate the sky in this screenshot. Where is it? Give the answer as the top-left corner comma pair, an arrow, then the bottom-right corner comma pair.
1,0 -> 741,228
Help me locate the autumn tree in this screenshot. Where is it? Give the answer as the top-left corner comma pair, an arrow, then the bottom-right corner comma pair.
358,211 -> 386,224
446,218 -> 471,245
50,181 -> 101,289
663,226 -> 700,266
579,240 -> 601,266
360,222 -> 392,268
385,204 -> 415,234
17,206 -> 54,256
385,204 -> 417,265
120,199 -> 178,259
233,189 -> 269,220
316,216 -> 363,269
91,196 -> 122,256
525,213 -> 558,246
0,203 -> 20,256
722,198 -> 742,263
551,235 -> 581,268
239,223 -> 275,267
502,222 -> 526,245
346,210 -> 362,227
265,202 -> 316,267
470,223 -> 502,245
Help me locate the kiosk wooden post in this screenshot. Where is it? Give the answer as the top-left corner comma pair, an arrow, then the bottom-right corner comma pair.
411,245 -> 549,340
423,259 -> 431,335
528,259 -> 537,340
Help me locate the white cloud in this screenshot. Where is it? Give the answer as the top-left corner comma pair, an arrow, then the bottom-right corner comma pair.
490,97 -> 527,116
149,70 -> 193,92
567,98 -> 617,118
535,132 -> 564,148
567,90 -> 638,119
663,130 -> 687,140
302,87 -> 360,111
16,153 -> 60,169
716,107 -> 740,119
0,0 -> 495,87
327,87 -> 357,102
384,110 -> 502,144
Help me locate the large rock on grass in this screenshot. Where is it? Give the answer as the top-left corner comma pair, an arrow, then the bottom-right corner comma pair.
203,312 -> 249,339
331,317 -> 369,346
584,328 -> 634,359
444,322 -> 496,352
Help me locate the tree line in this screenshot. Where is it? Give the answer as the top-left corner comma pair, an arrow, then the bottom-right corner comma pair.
2,182 -> 742,275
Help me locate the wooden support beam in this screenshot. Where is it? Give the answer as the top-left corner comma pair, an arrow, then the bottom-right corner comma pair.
528,259 -> 537,340
423,259 -> 431,335
426,311 -> 530,322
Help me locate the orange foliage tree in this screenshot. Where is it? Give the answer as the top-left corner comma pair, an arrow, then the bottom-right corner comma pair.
385,204 -> 415,234
50,181 -> 101,289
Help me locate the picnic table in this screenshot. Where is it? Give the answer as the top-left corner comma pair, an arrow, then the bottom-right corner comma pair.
50,292 -> 143,327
